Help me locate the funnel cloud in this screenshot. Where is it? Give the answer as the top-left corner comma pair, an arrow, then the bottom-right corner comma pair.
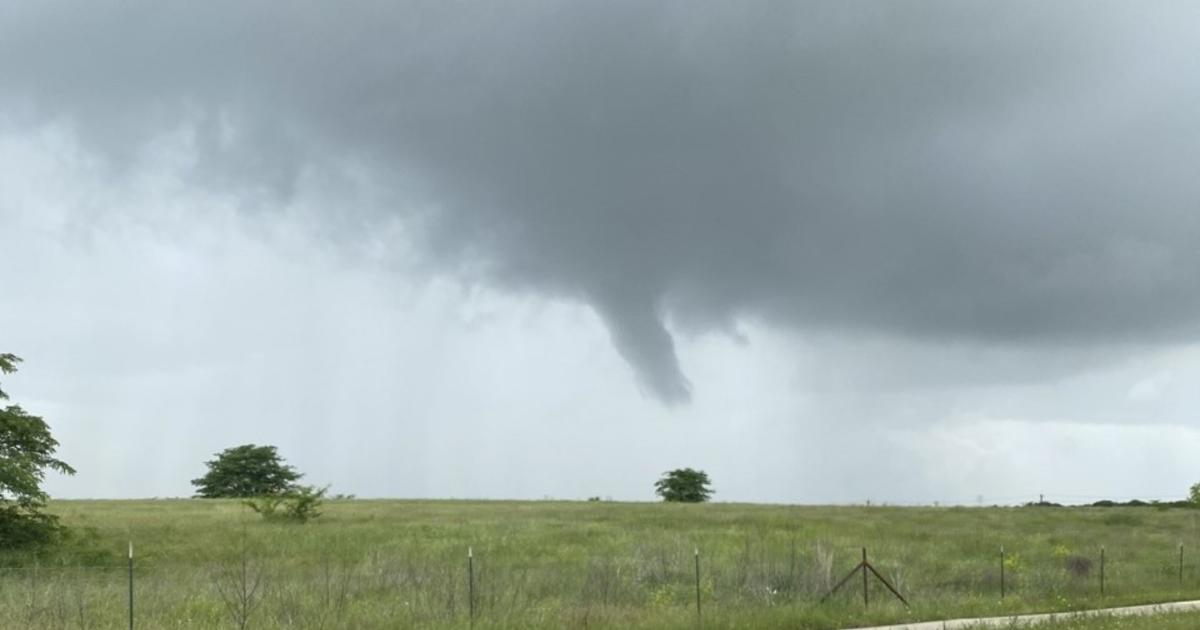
4,2 -> 1200,402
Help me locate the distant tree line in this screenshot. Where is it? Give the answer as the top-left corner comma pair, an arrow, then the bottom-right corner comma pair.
1027,498 -> 1198,509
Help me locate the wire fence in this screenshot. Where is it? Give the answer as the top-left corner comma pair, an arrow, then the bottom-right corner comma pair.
2,540 -> 1199,628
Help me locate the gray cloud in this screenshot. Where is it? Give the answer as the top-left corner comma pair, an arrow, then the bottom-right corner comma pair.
4,1 -> 1200,402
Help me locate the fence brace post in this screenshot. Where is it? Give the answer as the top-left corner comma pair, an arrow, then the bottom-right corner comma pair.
862,548 -> 869,608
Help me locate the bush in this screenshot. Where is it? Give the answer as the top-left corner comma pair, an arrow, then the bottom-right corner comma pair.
244,485 -> 327,523
0,507 -> 63,548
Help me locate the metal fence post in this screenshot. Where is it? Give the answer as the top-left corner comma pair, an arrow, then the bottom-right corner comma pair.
694,548 -> 702,626
128,541 -> 134,630
1000,546 -> 1005,600
468,547 -> 475,626
862,548 -> 869,608
1100,546 -> 1105,597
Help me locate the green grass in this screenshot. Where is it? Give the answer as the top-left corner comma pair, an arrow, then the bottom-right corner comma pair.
3,500 -> 1200,628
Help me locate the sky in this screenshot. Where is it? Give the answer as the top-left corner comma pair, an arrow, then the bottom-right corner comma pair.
3,1 -> 1200,503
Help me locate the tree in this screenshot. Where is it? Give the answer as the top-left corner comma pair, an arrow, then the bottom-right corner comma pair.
0,353 -> 15,400
654,468 -> 713,503
0,353 -> 76,547
192,444 -> 301,498
1189,482 -> 1200,506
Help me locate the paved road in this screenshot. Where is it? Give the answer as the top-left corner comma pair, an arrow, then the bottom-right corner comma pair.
847,599 -> 1200,629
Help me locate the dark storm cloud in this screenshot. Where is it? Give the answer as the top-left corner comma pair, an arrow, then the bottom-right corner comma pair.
4,1 -> 1200,402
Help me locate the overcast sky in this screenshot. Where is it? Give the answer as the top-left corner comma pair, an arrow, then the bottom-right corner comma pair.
3,1 -> 1200,503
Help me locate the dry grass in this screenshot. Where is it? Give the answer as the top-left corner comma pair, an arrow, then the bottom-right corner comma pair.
0,500 -> 1198,628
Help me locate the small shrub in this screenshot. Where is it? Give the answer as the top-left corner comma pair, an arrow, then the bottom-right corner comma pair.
1003,551 -> 1022,574
243,495 -> 287,521
244,485 -> 327,523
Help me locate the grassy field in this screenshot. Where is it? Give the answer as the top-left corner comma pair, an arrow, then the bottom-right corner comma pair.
3,500 -> 1200,629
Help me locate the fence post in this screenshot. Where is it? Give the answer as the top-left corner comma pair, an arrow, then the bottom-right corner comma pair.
1180,543 -> 1185,587
862,548 -> 869,608
128,541 -> 134,630
1000,546 -> 1005,600
694,548 -> 702,626
1100,546 -> 1105,597
468,547 -> 475,626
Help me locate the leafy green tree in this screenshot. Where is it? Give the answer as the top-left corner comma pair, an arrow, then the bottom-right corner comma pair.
0,354 -> 76,547
1189,482 -> 1200,506
654,468 -> 713,503
192,444 -> 301,498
